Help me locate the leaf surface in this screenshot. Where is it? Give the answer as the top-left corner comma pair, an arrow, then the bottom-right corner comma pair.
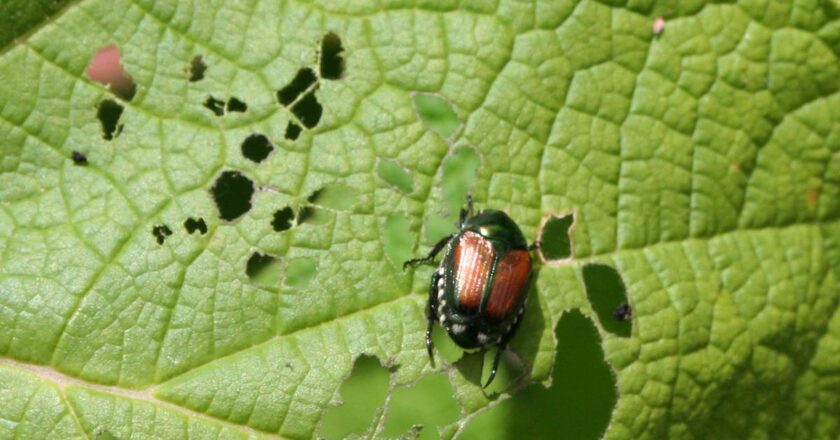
1,0 -> 839,438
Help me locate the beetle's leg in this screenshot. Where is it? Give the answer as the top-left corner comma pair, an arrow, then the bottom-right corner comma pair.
425,269 -> 442,367
528,241 -> 542,252
484,348 -> 504,388
483,307 -> 526,388
403,234 -> 453,269
459,194 -> 474,228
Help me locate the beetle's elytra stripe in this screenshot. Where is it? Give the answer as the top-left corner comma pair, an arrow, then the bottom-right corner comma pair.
486,249 -> 531,319
453,231 -> 494,310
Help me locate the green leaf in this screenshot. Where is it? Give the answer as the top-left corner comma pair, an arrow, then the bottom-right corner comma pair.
1,1 -> 840,439
0,0 -> 72,50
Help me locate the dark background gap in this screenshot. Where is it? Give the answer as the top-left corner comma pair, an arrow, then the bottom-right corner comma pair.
285,121 -> 302,140
241,134 -> 273,163
277,68 -> 317,106
152,224 -> 172,245
184,217 -> 208,234
227,97 -> 247,112
272,207 -> 295,232
459,310 -> 617,439
96,99 -> 124,140
210,171 -> 254,221
582,264 -> 632,337
540,214 -> 574,260
291,92 -> 322,128
204,96 -> 225,116
319,32 -> 345,80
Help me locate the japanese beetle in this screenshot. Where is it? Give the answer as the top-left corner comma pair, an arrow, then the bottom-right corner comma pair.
404,196 -> 536,387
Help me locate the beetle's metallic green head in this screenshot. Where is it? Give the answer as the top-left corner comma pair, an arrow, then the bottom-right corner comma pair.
464,210 -> 528,250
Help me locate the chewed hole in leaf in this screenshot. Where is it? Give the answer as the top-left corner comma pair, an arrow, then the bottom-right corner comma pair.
291,92 -> 322,129
285,121 -> 302,140
183,217 -> 207,234
459,310 -> 617,440
319,32 -> 345,80
307,184 -> 359,210
71,151 -> 87,165
382,373 -> 459,439
582,264 -> 631,337
413,93 -> 460,139
383,213 -> 413,269
189,55 -> 206,82
424,144 -> 481,244
277,68 -> 317,106
424,146 -> 480,243
539,213 -> 574,260
204,96 -> 225,116
271,206 -> 294,232
211,171 -> 254,221
424,214 -> 457,248
653,16 -> 666,36
226,97 -> 247,113
86,45 -> 136,101
246,252 -> 282,286
319,355 -> 389,440
296,205 -> 317,225
442,147 -> 479,213
152,224 -> 172,245
285,258 -> 316,288
377,160 -> 413,193
241,134 -> 273,163
429,324 -> 465,364
96,99 -> 124,140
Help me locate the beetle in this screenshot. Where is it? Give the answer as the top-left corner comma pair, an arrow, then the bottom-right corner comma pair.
404,196 -> 536,387
613,301 -> 632,321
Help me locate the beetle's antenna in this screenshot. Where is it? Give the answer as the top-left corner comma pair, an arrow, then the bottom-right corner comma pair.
528,241 -> 542,251
460,194 -> 473,227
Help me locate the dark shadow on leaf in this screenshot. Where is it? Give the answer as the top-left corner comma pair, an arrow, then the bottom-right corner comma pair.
189,55 -> 206,82
246,252 -> 281,286
459,310 -> 617,440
